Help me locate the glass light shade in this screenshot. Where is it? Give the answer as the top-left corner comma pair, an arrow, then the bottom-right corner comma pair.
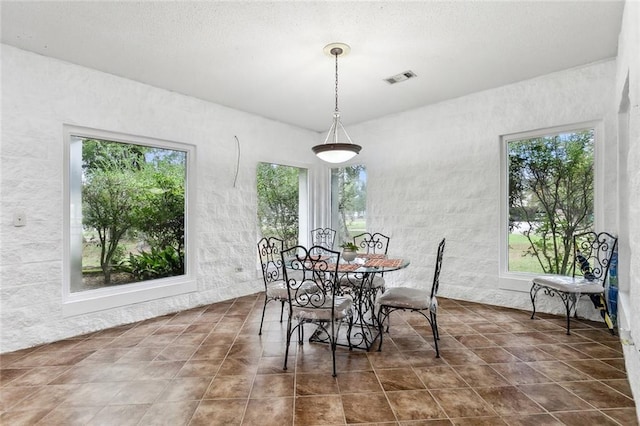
312,143 -> 361,163
313,111 -> 362,163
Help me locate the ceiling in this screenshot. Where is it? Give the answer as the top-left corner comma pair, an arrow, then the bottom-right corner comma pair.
0,1 -> 625,132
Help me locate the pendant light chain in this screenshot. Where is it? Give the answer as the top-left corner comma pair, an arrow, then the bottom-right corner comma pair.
311,42 -> 362,163
334,50 -> 340,113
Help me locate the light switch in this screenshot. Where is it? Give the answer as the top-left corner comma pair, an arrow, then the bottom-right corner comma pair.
13,212 -> 26,227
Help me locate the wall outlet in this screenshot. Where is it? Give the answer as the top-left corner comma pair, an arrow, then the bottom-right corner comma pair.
13,212 -> 26,227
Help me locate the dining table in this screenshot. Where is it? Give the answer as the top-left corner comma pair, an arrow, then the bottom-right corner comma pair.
308,252 -> 410,351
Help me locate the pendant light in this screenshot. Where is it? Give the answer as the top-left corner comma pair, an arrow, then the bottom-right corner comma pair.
312,43 -> 362,163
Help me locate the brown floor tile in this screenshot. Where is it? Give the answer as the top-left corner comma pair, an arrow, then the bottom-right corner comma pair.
3,366 -> 70,387
454,334 -> 497,348
109,380 -> 169,404
567,342 -> 623,359
552,409 -> 620,426
0,408 -> 51,425
386,389 -> 446,421
250,373 -> 294,398
189,399 -> 246,426
565,359 -> 629,380
376,367 -> 425,391
138,400 -> 198,425
489,362 -> 550,385
602,378 -> 635,398
500,413 -> 563,425
601,407 -> 640,425
438,348 -> 485,366
431,387 -> 496,418
176,358 -> 223,377
337,371 -> 383,394
517,383 -> 593,412
414,365 -> 468,389
86,404 -> 149,426
37,405 -> 102,425
155,377 -> 211,402
204,374 -> 253,399
503,346 -> 557,362
135,360 -> 184,380
342,392 -> 396,423
0,295 -> 635,426
471,347 -> 521,363
474,386 -> 544,415
526,360 -> 591,382
296,372 -> 339,395
295,394 -> 345,424
560,380 -> 636,409
451,417 -> 508,425
454,364 -> 510,388
243,397 -> 294,425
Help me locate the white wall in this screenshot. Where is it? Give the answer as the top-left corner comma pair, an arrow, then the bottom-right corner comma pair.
0,45 -> 320,353
614,0 -> 640,412
347,59 -> 617,314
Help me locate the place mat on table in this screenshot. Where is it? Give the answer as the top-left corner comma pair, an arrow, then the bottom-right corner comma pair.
364,258 -> 403,268
355,253 -> 386,259
333,263 -> 361,272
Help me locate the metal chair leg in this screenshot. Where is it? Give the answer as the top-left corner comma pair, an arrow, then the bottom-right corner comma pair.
258,298 -> 268,336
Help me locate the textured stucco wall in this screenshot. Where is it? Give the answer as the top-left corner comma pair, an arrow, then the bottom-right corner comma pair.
615,0 -> 640,415
346,60 -> 618,314
0,42 -> 626,359
0,45 -> 320,353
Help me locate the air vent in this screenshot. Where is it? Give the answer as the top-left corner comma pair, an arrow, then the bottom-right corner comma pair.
384,70 -> 417,85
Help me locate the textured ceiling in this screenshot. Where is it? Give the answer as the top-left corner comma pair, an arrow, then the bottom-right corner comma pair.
0,1 -> 625,132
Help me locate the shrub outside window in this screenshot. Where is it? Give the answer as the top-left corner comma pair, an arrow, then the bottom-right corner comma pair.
65,125 -> 195,315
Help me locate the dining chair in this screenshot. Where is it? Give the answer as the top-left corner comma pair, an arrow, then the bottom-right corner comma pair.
377,238 -> 445,357
530,231 -> 618,335
353,232 -> 390,255
280,245 -> 354,377
310,227 -> 337,250
257,236 -> 288,336
341,232 -> 391,291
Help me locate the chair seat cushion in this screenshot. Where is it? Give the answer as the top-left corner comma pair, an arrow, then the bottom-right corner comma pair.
266,280 -> 320,300
265,281 -> 288,299
293,295 -> 353,321
377,287 -> 430,310
532,275 -> 604,294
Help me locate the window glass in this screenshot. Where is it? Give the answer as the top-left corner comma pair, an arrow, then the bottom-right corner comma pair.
507,128 -> 594,274
69,134 -> 188,293
331,165 -> 367,246
256,162 -> 307,248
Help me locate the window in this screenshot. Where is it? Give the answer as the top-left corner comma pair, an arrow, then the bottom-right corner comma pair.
505,126 -> 595,275
331,165 -> 367,246
65,125 -> 196,315
256,162 -> 308,248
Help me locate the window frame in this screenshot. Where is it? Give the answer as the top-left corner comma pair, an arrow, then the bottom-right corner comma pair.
63,124 -> 197,316
499,120 -> 603,290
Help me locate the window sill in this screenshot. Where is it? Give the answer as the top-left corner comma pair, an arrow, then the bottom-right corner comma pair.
499,273 -> 535,292
63,276 -> 197,317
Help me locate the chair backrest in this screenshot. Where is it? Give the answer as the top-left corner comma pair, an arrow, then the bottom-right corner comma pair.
571,231 -> 618,283
257,237 -> 285,288
280,245 -> 340,309
430,238 -> 446,298
353,232 -> 390,255
310,227 -> 337,250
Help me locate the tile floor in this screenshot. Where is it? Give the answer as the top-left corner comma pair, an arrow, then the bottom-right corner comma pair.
0,294 -> 637,425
